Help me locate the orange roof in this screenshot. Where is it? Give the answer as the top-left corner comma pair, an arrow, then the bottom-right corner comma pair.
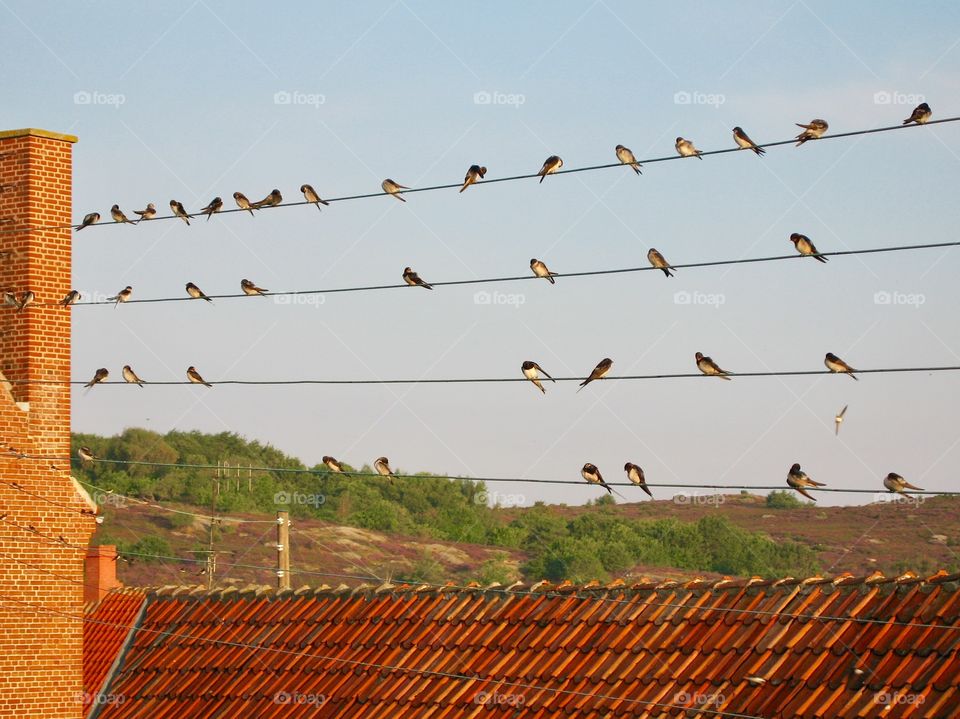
84,572 -> 960,718
82,588 -> 146,716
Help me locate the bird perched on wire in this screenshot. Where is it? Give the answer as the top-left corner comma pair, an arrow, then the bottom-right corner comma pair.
84,368 -> 109,388
77,446 -> 96,463
521,360 -> 555,394
537,155 -> 563,183
59,290 -> 80,306
185,282 -> 212,302
17,291 -> 34,313
903,103 -> 931,125
122,365 -> 144,387
374,456 -> 395,482
787,463 -> 824,501
76,212 -> 100,231
624,462 -> 652,497
460,165 -> 487,193
322,456 -> 343,473
110,204 -> 135,224
109,286 -> 133,307
581,463 -> 624,498
578,358 -> 613,392
169,200 -> 191,225
615,145 -> 642,174
240,279 -> 268,296
795,119 -> 828,146
3,290 -> 17,308
381,179 -> 408,201
300,184 -> 329,210
530,258 -> 558,284
233,192 -> 256,216
732,127 -> 765,156
133,203 -> 156,223
252,188 -> 282,208
403,267 -> 432,290
696,351 -> 731,380
186,366 -> 212,387
824,352 -> 858,380
883,472 -> 923,495
647,248 -> 674,277
198,197 -> 223,221
789,233 -> 828,263
675,137 -> 702,159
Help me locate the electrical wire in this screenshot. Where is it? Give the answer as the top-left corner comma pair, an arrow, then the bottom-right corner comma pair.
45,238 -> 960,306
2,116 -> 956,237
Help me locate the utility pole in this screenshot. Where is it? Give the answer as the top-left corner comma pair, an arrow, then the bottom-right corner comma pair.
276,510 -> 290,590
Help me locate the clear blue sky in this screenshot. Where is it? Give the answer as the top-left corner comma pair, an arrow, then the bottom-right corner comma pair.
5,1 -> 959,506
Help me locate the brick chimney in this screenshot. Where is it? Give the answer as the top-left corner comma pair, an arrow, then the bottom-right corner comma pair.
0,128 -> 97,719
85,545 -> 121,604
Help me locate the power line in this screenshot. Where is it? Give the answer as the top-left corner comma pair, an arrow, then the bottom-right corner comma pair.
3,116 -> 957,237
11,364 -> 960,386
45,238 -> 960,307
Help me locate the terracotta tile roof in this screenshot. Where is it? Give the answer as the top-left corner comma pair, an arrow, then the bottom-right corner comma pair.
82,588 -> 146,716
84,572 -> 960,718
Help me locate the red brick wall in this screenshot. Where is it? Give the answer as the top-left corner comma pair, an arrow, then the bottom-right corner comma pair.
0,129 -> 97,719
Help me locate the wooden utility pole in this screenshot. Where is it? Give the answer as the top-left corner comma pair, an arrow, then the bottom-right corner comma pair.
276,510 -> 290,590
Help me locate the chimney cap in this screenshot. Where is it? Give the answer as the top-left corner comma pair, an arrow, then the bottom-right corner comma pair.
0,128 -> 78,143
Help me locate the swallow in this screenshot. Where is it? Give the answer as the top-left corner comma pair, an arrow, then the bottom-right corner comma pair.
733,127 -> 765,156
198,197 -> 223,221
834,405 -> 847,436
530,258 -> 558,284
109,286 -> 133,307
122,365 -> 144,387
903,103 -> 931,125
381,179 -> 408,201
624,462 -> 652,497
110,204 -> 135,224
675,137 -> 702,159
581,463 -> 623,498
322,456 -> 343,473
84,368 -> 109,388
133,203 -> 156,223
647,248 -> 674,277
789,233 -> 828,262
169,200 -> 191,225
59,290 -> 80,306
403,267 -> 432,290
300,184 -> 329,210
78,446 -> 96,463
578,358 -> 613,392
521,360 -> 555,394
795,119 -> 828,146
17,291 -> 35,313
186,366 -> 212,387
460,165 -> 487,193
183,282 -> 212,302
3,291 -> 18,308
824,352 -> 858,380
233,192 -> 256,216
252,188 -> 282,208
787,462 -> 824,501
883,472 -> 923,494
76,212 -> 100,231
537,155 -> 563,183
615,145 -> 642,174
240,279 -> 268,296
696,351 -> 731,380
374,456 -> 395,481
